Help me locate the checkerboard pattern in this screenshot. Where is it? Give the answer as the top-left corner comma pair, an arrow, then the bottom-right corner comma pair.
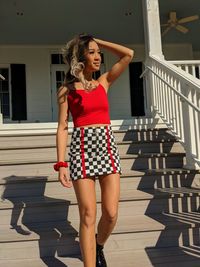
68,125 -> 122,180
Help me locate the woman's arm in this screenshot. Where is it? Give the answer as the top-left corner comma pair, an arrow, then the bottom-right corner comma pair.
56,86 -> 72,188
95,39 -> 134,90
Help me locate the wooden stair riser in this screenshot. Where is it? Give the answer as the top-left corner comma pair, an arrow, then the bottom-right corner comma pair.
0,173 -> 198,198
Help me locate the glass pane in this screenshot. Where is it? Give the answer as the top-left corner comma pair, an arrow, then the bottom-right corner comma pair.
56,71 -> 61,81
51,54 -> 60,64
56,82 -> 62,89
3,93 -> 9,105
2,81 -> 9,92
61,71 -> 65,80
2,104 -> 10,117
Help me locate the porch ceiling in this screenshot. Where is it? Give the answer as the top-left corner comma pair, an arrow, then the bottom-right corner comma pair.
0,0 -> 200,51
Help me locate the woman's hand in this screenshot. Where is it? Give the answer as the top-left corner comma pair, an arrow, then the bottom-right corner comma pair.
94,38 -> 134,89
58,167 -> 72,188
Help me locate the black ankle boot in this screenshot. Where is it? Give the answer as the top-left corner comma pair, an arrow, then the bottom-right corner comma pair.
96,234 -> 107,267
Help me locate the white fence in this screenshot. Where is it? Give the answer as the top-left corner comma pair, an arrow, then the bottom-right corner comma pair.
145,56 -> 200,169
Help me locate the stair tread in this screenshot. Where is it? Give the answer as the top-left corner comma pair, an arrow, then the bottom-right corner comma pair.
0,165 -> 198,184
0,152 -> 186,167
0,122 -> 199,264
1,211 -> 200,243
0,139 -> 179,150
2,246 -> 200,267
1,186 -> 200,210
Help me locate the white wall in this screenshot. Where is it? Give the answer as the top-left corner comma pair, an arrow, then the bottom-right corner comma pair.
104,50 -> 131,120
0,46 -> 52,122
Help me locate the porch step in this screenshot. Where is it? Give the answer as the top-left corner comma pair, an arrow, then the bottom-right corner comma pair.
1,172 -> 199,199
0,128 -> 176,149
0,140 -> 184,155
1,211 -> 200,241
1,186 -> 200,226
1,226 -> 200,260
1,247 -> 200,267
0,152 -> 186,171
1,120 -> 200,266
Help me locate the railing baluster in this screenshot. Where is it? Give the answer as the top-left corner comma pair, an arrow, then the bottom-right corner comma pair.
192,65 -> 196,78
177,81 -> 184,142
146,57 -> 200,169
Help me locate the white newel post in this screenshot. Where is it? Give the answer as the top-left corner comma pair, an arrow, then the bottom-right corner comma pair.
142,0 -> 164,117
0,74 -> 5,124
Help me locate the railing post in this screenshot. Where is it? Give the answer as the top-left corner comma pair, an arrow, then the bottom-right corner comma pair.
181,83 -> 200,169
0,74 -> 5,125
142,59 -> 154,117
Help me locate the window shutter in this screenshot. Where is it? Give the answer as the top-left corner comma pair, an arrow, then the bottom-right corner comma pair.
11,64 -> 27,120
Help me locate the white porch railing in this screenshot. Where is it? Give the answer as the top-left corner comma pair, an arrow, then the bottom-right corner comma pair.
169,60 -> 200,80
145,56 -> 200,170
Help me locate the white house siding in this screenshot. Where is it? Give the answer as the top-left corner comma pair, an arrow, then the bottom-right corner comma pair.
0,46 -> 52,122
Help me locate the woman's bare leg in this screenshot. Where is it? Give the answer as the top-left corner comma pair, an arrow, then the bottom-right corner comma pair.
97,173 -> 120,246
73,177 -> 97,267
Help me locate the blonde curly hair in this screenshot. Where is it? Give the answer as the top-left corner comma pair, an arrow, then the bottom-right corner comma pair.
62,34 -> 94,89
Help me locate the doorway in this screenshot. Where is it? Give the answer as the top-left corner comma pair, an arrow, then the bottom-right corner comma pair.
129,62 -> 145,116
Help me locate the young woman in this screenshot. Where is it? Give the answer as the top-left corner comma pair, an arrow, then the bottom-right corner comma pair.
54,34 -> 134,267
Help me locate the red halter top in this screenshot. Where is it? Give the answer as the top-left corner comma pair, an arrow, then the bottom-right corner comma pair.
67,83 -> 111,127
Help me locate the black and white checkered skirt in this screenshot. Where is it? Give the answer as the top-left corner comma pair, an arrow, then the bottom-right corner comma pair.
68,125 -> 122,180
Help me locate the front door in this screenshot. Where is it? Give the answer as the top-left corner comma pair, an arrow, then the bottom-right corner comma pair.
51,65 -> 67,121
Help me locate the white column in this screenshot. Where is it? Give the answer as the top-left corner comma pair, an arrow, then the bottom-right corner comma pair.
142,0 -> 164,59
142,0 -> 164,117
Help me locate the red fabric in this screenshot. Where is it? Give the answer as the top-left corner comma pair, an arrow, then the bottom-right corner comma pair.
80,127 -> 86,178
67,84 -> 111,127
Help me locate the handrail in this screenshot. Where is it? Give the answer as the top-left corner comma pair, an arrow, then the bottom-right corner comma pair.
169,60 -> 200,65
145,65 -> 200,113
151,56 -> 200,90
168,60 -> 200,80
0,74 -> 5,80
145,55 -> 200,170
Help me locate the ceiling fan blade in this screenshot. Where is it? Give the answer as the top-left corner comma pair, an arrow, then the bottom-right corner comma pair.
170,11 -> 177,22
178,15 -> 199,24
176,24 -> 189,33
162,26 -> 171,36
161,23 -> 169,27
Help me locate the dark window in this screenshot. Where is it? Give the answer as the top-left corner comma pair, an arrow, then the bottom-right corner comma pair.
51,54 -> 65,64
55,71 -> 65,91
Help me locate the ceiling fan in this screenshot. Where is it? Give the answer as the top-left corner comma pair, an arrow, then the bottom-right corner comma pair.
161,11 -> 199,36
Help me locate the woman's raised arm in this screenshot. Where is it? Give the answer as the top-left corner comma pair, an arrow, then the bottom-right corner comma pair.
95,38 -> 134,90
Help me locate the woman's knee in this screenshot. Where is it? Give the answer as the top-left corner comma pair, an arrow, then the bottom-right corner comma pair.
79,207 -> 96,228
102,209 -> 118,224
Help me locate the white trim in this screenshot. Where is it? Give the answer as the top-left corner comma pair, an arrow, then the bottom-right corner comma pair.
0,66 -> 12,120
